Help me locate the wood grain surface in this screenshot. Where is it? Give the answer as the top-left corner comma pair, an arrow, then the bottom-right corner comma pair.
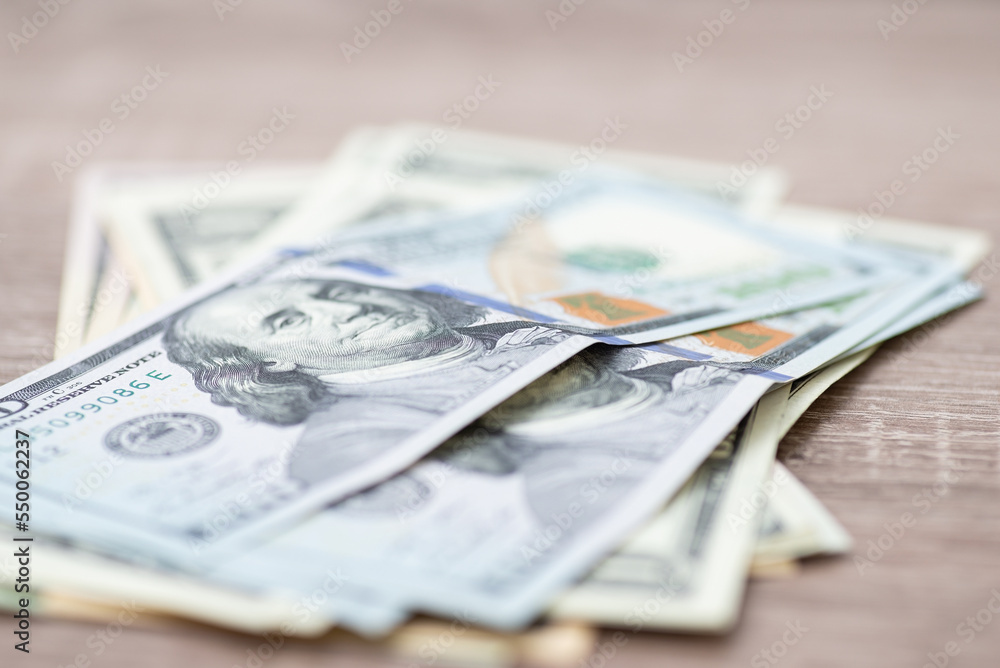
1,1 -> 998,666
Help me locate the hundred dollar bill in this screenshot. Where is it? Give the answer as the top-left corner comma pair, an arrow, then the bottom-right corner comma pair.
753,461 -> 851,564
242,145 -> 988,372
547,386 -> 788,631
548,254 -> 986,630
0,525 -> 330,636
111,140 -> 975,373
56,164 -> 182,358
839,279 -> 982,359
103,125 -> 788,314
0,251 -> 598,568
233,269 -> 965,633
205,342 -> 781,631
103,156 -> 944,378
108,136 -> 970,362
102,164 -> 321,309
0,450 -> 847,637
764,206 -> 987,362
57,165 -> 977,572
280,278 -> 976,633
549,272 -> 981,631
289,177 -> 910,345
370,123 -> 789,217
769,204 -> 991,273
60,163 -> 310,356
97,145 -> 987,360
1,151 -> 812,604
95,195 -> 972,630
0,582 -> 596,668
202,229 -> 972,632
0,418 -> 839,639
25,248 -> 976,636
240,124 -> 789,263
150,248 -> 965,633
198,220 -> 983,634
373,120 -> 788,218
560,345 -> 877,629
95,146 -> 927,361
0,474 -> 832,637
228,129 -> 906,345
31,150 -> 984,616
113,165 -> 975,367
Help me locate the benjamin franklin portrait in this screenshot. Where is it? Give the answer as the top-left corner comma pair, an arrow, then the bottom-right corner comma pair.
162,278 -> 572,485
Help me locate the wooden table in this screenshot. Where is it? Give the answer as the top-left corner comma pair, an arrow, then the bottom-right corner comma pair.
2,1 -> 998,666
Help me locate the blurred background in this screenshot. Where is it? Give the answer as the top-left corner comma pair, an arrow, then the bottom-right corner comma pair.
1,1 -> 998,666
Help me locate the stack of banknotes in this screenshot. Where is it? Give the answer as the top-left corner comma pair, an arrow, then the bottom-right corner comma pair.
0,125 -> 990,660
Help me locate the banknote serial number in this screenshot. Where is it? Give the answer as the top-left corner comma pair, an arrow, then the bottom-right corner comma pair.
30,373 -> 170,438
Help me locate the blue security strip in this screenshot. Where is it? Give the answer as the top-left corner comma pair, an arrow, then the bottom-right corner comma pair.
415,284 -> 562,324
334,259 -> 396,277
276,247 -> 312,257
648,342 -> 714,361
587,334 -> 633,346
746,368 -> 794,382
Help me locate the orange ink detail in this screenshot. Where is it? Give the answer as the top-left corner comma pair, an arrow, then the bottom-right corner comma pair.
553,292 -> 669,326
695,322 -> 794,356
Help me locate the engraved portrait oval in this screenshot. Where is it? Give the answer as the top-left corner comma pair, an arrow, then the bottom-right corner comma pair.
105,413 -> 219,457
